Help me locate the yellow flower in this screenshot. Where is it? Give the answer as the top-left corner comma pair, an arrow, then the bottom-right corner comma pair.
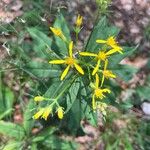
96,36 -> 122,51
42,107 -> 52,120
49,41 -> 84,80
57,107 -> 64,119
33,108 -> 44,120
75,14 -> 83,27
101,59 -> 116,87
50,27 -> 66,41
80,46 -> 123,75
92,74 -> 111,109
34,96 -> 45,102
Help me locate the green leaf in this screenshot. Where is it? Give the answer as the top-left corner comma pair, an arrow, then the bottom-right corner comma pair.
0,74 -> 15,118
0,121 -> 25,140
0,109 -> 13,120
112,64 -> 138,82
31,143 -> 38,150
136,86 -> 150,101
3,141 -> 23,150
23,99 -> 35,136
32,127 -> 57,142
86,110 -> 98,127
65,78 -> 80,113
53,13 -> 71,56
27,27 -> 56,59
4,87 -> 15,111
64,79 -> 90,133
120,100 -> 133,111
109,46 -> 137,67
41,135 -> 78,150
24,61 -> 61,79
44,74 -> 76,98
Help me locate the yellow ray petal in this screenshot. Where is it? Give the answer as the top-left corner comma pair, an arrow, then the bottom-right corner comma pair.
69,41 -> 73,58
33,109 -> 44,120
74,63 -> 84,75
95,74 -> 99,88
79,52 -> 97,57
50,27 -> 62,36
92,95 -> 96,110
101,60 -> 108,87
102,88 -> 111,93
96,39 -> 106,44
92,59 -> 101,76
101,74 -> 105,87
104,59 -> 108,70
103,70 -> 116,78
49,60 -> 65,64
60,65 -> 70,80
106,47 -> 123,56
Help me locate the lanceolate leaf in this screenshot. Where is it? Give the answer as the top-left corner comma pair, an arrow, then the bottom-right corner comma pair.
23,99 -> 35,136
3,141 -> 23,150
0,121 -> 25,140
53,13 -> 71,56
65,78 -> 80,113
109,46 -> 138,67
112,64 -> 138,82
27,28 -> 57,59
24,61 -> 61,79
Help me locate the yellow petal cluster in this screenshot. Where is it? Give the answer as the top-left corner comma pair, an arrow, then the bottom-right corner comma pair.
75,14 -> 83,28
80,46 -> 122,75
50,27 -> 66,41
49,41 -> 84,80
33,106 -> 52,121
92,74 -> 111,110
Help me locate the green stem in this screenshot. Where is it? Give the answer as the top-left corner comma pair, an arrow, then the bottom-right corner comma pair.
49,74 -> 78,107
55,74 -> 77,100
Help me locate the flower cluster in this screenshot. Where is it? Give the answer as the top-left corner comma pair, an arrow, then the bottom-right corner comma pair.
33,96 -> 64,120
33,14 -> 123,120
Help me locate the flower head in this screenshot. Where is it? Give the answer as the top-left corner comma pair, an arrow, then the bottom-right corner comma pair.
57,107 -> 64,119
50,27 -> 66,41
33,106 -> 52,120
49,41 -> 84,80
96,36 -> 122,50
75,14 -> 83,28
92,74 -> 111,109
34,96 -> 45,102
79,40 -> 123,75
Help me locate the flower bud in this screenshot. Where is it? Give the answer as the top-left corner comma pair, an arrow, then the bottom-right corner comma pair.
57,107 -> 64,119
75,14 -> 83,28
34,96 -> 45,102
42,107 -> 52,120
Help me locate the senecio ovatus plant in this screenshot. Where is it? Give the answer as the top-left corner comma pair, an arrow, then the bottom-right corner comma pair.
32,14 -> 136,122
